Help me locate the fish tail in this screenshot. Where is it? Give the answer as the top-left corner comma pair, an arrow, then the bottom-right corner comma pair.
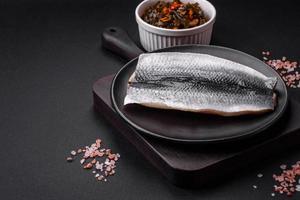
266,77 -> 277,90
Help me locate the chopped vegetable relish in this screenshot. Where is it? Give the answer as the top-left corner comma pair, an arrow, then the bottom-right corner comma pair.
142,0 -> 207,29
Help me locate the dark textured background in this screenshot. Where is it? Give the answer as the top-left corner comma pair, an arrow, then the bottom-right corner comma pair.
1,0 -> 300,199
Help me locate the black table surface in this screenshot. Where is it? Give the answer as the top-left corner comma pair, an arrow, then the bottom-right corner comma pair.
1,0 -> 300,199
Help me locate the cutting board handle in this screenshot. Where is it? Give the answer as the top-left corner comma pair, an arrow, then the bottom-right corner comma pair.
101,27 -> 144,61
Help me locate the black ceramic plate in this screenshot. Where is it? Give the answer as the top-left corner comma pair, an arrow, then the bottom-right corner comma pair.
111,45 -> 288,143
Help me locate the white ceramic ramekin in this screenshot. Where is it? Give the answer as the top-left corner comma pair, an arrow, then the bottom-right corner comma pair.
135,0 -> 216,51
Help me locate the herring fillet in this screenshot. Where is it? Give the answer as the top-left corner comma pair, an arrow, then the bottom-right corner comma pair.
124,52 -> 277,116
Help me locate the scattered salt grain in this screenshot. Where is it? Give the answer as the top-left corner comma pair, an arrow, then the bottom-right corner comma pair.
280,164 -> 287,170
253,185 -> 257,189
109,170 -> 115,175
271,193 -> 275,197
98,175 -> 104,181
70,150 -> 76,156
83,163 -> 93,169
108,153 -> 115,160
95,161 -> 100,168
105,158 -> 110,165
66,157 -> 73,162
257,173 -> 263,178
80,159 -> 85,164
106,166 -> 111,172
105,149 -> 111,155
110,160 -> 115,165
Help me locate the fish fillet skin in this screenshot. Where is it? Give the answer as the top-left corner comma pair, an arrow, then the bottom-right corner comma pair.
124,52 -> 277,116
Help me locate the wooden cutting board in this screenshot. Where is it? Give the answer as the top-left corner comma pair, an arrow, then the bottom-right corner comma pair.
93,75 -> 300,187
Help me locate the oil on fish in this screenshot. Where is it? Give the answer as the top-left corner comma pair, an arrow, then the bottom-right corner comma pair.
124,52 -> 277,116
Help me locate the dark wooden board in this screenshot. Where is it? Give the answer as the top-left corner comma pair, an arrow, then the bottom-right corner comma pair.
93,75 -> 300,187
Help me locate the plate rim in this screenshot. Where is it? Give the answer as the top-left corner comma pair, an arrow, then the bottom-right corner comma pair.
110,44 -> 288,143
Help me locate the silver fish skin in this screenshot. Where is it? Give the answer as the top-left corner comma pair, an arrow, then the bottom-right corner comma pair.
124,52 -> 277,116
